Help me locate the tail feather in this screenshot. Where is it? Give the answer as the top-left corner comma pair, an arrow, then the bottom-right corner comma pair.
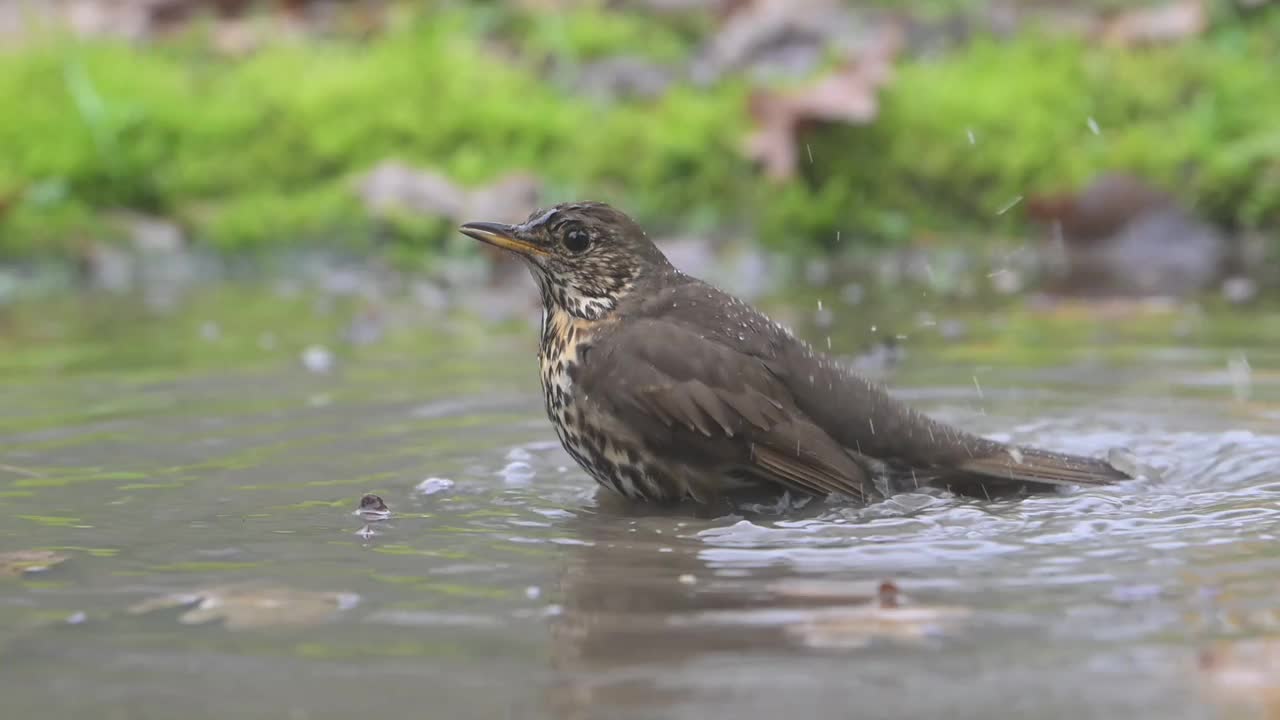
956,446 -> 1132,489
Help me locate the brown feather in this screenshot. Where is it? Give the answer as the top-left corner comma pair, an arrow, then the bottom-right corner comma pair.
955,446 -> 1128,488
751,440 -> 867,501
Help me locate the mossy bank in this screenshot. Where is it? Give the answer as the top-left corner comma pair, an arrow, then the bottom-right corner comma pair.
1,3 -> 1277,263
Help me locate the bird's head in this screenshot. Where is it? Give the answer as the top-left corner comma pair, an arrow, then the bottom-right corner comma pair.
460,202 -> 673,320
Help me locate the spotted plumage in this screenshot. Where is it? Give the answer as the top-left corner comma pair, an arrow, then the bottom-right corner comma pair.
460,202 -> 1132,506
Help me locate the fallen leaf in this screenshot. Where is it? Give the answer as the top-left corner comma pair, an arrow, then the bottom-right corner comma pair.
0,463 -> 43,478
744,24 -> 903,180
129,583 -> 359,630
1099,0 -> 1208,48
0,550 -> 69,578
1199,638 -> 1280,718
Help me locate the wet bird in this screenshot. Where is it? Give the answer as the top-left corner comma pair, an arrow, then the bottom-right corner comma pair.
460,202 -> 1130,506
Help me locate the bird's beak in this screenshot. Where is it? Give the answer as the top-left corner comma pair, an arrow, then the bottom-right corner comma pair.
459,221 -> 549,258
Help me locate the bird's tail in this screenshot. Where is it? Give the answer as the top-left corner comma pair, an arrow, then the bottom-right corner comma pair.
955,446 -> 1131,490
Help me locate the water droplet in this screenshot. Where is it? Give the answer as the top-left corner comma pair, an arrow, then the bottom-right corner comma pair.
996,196 -> 1023,215
416,477 -> 454,495
301,345 -> 333,374
500,462 -> 536,485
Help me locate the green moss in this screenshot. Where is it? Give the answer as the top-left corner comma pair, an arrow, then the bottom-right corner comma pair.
503,1 -> 704,64
0,5 -> 1276,260
762,17 -> 1280,250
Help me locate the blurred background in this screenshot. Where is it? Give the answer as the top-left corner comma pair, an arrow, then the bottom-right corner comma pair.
3,2 -> 1280,720
1,0 -> 1277,314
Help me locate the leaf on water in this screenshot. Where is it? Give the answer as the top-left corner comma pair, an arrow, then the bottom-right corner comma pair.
0,550 -> 69,578
744,25 -> 902,181
772,579 -> 970,649
128,583 -> 359,630
1199,639 -> 1280,717
0,463 -> 43,478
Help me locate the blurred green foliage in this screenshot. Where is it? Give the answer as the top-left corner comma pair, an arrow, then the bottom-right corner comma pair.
778,14 -> 1280,248
0,3 -> 1276,259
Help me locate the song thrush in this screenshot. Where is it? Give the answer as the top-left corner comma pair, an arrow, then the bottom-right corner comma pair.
460,202 -> 1130,505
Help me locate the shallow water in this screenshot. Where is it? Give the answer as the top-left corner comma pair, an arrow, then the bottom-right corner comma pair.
2,286 -> 1279,720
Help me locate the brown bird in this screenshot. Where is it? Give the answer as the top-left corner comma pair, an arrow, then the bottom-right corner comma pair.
460,202 -> 1130,506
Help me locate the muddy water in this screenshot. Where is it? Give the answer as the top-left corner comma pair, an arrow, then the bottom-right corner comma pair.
1,287 -> 1279,720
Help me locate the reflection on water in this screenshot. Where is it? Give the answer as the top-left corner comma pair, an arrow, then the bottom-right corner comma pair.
1,288 -> 1279,720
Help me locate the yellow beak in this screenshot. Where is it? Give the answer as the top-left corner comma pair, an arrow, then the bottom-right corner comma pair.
459,222 -> 549,258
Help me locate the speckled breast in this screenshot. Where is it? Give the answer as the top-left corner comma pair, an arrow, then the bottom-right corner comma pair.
537,310 -> 660,500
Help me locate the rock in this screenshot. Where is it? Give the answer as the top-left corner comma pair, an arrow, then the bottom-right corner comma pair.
1027,173 -> 1234,298
356,162 -> 468,219
1222,275 -> 1258,305
693,0 -> 866,84
77,241 -> 135,293
464,172 -> 542,225
356,493 -> 391,520
574,56 -> 674,101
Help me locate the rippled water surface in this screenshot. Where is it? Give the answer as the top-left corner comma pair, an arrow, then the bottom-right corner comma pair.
2,287 -> 1279,720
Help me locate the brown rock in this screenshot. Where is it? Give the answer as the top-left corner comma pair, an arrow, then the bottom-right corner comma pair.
1028,173 -> 1233,298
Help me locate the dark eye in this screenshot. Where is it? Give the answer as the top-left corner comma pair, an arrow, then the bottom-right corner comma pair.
562,226 -> 592,254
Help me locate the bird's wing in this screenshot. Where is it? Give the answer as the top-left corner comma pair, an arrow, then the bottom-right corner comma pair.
579,319 -> 871,501
764,328 -> 1130,491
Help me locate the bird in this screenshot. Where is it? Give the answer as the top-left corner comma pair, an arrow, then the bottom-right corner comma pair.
460,201 -> 1131,507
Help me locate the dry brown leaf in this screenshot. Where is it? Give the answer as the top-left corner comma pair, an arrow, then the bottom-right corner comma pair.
1099,0 -> 1208,48
1199,639 -> 1280,718
744,25 -> 903,181
0,550 -> 69,578
129,583 -> 359,630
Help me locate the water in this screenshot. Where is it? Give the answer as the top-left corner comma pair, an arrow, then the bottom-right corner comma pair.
2,286 -> 1279,720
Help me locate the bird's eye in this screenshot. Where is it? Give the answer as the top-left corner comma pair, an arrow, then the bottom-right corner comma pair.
562,227 -> 592,254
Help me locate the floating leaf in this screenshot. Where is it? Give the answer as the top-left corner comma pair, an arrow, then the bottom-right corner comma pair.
129,583 -> 359,630
0,550 -> 69,578
1199,638 -> 1280,717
